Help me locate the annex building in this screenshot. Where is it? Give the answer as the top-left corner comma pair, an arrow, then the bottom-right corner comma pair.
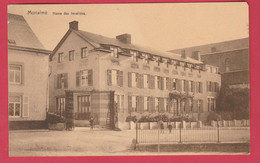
49,21 -> 221,129
8,13 -> 51,129
169,38 -> 249,88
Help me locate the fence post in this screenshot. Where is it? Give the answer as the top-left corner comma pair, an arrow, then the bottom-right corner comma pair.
179,122 -> 182,143
136,122 -> 138,145
217,121 -> 220,143
158,122 -> 160,153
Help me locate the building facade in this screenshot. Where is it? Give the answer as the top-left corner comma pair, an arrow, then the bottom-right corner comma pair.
49,21 -> 221,129
169,38 -> 249,87
8,13 -> 51,129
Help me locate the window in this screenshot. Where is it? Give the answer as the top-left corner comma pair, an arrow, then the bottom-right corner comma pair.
183,80 -> 187,92
56,73 -> 68,89
143,54 -> 149,64
81,70 -> 89,86
172,99 -> 177,114
207,81 -> 212,92
9,65 -> 22,84
144,97 -> 148,112
131,51 -> 138,62
132,96 -> 137,112
58,53 -> 64,63
196,82 -> 203,93
197,100 -> 203,113
108,70 -> 123,86
114,94 -> 124,112
208,97 -> 216,111
164,98 -> 168,112
144,74 -> 148,88
77,95 -> 91,113
76,70 -> 93,87
132,73 -> 137,87
81,47 -> 88,58
56,97 -> 65,116
225,58 -> 231,72
155,97 -> 159,112
69,50 -> 74,61
188,81 -> 192,92
110,47 -> 119,58
9,96 -> 21,117
172,79 -> 177,90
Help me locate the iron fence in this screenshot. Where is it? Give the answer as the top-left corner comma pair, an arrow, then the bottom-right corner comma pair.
136,122 -> 250,144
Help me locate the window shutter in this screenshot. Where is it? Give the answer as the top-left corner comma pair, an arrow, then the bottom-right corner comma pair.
76,71 -> 81,87
151,97 -> 155,113
88,69 -> 93,86
107,70 -> 112,86
120,71 -> 123,87
159,98 -> 164,112
23,96 -> 29,117
128,96 -> 132,113
64,73 -> 68,88
54,74 -> 57,89
211,82 -> 214,92
136,73 -> 140,88
200,100 -> 204,112
136,96 -> 140,113
216,82 -> 219,92
128,72 -> 132,87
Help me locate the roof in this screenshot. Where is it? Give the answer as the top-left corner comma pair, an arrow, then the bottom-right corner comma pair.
75,30 -> 202,64
8,13 -> 46,50
52,27 -> 202,64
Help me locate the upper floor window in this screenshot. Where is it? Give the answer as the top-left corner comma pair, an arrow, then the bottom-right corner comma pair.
143,74 -> 149,88
107,69 -> 123,86
58,52 -> 64,63
9,65 -> 22,84
81,47 -> 88,58
225,58 -> 231,72
196,82 -> 203,93
69,50 -> 74,61
208,98 -> 216,111
76,69 -> 93,87
55,73 -> 68,89
143,54 -> 149,64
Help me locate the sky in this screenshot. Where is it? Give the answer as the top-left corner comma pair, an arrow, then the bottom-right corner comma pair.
8,3 -> 249,51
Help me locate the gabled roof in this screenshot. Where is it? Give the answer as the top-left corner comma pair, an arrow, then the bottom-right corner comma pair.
8,13 -> 46,50
52,27 -> 202,64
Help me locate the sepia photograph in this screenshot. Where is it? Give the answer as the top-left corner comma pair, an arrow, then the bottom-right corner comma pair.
7,3 -> 250,156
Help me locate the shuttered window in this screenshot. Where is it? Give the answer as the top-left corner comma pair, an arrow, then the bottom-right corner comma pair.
75,69 -> 93,87
8,96 -> 22,117
55,73 -> 68,89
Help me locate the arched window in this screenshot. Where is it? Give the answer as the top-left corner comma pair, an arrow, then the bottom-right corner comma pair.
225,58 -> 231,72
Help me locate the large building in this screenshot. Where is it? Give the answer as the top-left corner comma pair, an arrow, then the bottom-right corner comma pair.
49,21 -> 221,129
169,38 -> 249,87
8,13 -> 51,129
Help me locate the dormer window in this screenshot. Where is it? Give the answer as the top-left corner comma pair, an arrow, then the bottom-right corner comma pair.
154,56 -> 160,66
130,50 -> 138,62
110,46 -> 119,58
143,53 -> 149,64
163,58 -> 169,68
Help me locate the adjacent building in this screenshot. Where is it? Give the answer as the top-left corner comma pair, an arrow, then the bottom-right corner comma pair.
8,13 -> 51,129
169,38 -> 249,88
49,21 -> 221,129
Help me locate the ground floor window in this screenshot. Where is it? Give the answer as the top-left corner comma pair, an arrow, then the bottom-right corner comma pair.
208,97 -> 216,111
56,97 -> 65,116
77,95 -> 91,113
9,96 -> 21,117
114,94 -> 124,113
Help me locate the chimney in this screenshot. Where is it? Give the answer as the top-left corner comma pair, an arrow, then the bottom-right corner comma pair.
116,33 -> 131,44
181,50 -> 187,59
191,51 -> 201,61
69,21 -> 78,31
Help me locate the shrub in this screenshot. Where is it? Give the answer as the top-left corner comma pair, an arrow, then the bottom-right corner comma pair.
206,112 -> 222,124
47,113 -> 65,124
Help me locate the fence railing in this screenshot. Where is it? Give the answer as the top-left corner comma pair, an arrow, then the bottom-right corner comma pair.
136,122 -> 250,145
